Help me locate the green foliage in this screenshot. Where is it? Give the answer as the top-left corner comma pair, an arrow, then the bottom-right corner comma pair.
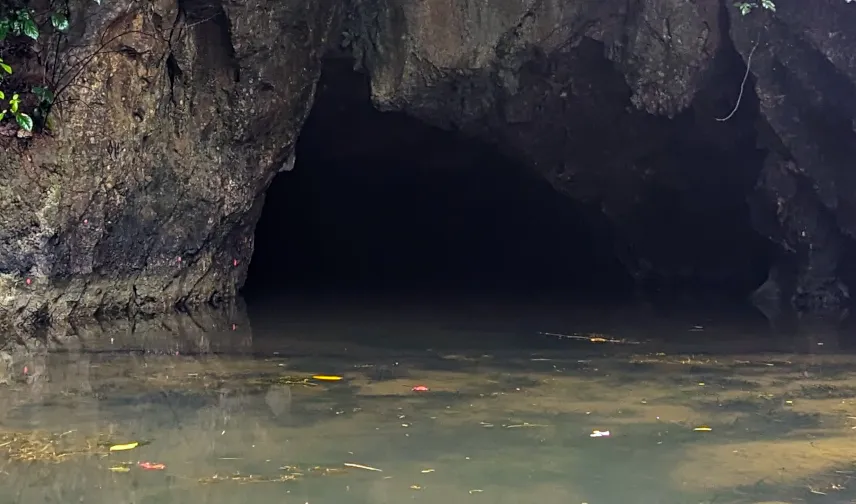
0,56 -> 32,132
49,12 -> 69,33
0,9 -> 40,41
0,1 -> 99,134
734,0 -> 777,16
0,8 -> 39,131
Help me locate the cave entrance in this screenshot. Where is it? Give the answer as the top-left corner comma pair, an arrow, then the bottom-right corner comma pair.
242,59 -> 633,304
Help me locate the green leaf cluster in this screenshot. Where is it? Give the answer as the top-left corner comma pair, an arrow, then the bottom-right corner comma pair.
734,0 -> 777,16
0,8 -> 39,131
0,56 -> 32,131
0,9 -> 40,41
0,0 -> 97,134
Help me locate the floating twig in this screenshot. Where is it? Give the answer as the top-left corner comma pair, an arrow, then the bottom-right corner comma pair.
538,331 -> 639,345
344,462 -> 383,472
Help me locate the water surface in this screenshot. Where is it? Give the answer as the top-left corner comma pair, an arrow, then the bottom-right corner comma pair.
1,298 -> 854,504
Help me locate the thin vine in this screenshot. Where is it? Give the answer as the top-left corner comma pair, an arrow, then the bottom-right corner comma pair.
715,37 -> 761,122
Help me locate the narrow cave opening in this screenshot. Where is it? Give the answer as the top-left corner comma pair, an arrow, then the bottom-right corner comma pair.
241,58 -> 634,305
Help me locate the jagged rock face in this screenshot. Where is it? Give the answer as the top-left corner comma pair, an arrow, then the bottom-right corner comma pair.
0,0 -> 340,325
347,0 -> 768,293
350,0 -> 720,119
0,0 -> 854,327
350,0 -> 856,311
731,0 -> 856,313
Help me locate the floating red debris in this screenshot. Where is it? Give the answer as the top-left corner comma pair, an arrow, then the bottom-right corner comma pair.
25,278 -> 31,285
412,385 -> 429,392
177,256 -> 182,263
22,366 -> 28,375
138,462 -> 166,470
233,259 -> 239,267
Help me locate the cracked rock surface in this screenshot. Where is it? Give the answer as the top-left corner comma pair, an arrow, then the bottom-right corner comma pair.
0,0 -> 854,328
0,0 -> 340,326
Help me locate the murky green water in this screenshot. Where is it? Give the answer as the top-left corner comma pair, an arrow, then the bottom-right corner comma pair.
1,298 -> 855,504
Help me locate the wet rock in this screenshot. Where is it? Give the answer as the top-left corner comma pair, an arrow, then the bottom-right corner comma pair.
731,0 -> 856,313
0,351 -> 13,386
1,0 -> 855,325
353,0 -> 856,312
0,0 -> 341,327
349,0 -> 766,295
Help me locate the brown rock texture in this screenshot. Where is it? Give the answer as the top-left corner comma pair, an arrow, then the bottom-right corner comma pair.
0,0 -> 854,328
350,0 -> 856,313
0,0 -> 341,326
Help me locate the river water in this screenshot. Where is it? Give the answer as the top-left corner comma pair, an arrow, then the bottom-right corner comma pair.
0,295 -> 854,504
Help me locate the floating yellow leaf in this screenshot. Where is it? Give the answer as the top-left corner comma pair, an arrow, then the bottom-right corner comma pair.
693,426 -> 712,432
109,442 -> 139,452
312,375 -> 343,381
109,466 -> 131,472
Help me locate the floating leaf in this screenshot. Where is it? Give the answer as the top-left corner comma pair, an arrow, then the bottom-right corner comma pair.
109,466 -> 131,473
109,442 -> 139,452
138,461 -> 166,470
693,426 -> 712,432
312,375 -> 343,381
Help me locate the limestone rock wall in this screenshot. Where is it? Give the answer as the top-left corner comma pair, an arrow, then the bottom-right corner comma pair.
731,0 -> 856,312
0,0 -> 340,326
350,0 -> 856,311
348,0 -> 767,293
1,0 -> 855,328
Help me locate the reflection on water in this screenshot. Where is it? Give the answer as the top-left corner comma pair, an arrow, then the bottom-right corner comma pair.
1,297 -> 855,504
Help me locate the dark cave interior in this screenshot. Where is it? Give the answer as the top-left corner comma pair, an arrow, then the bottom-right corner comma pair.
242,57 -> 773,307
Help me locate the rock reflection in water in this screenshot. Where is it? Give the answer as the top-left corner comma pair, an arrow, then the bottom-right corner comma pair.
0,300 -> 251,382
265,385 -> 293,418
